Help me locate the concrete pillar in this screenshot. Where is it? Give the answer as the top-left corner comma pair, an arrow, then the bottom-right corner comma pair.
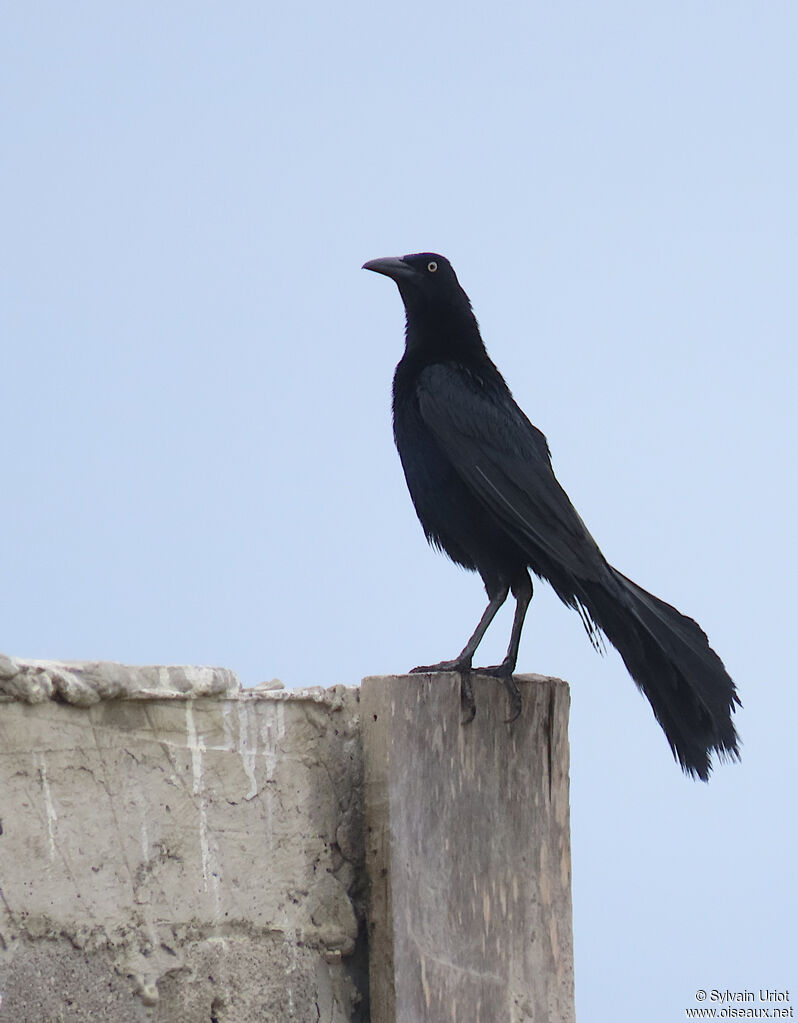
361,672 -> 574,1023
0,659 -> 366,1023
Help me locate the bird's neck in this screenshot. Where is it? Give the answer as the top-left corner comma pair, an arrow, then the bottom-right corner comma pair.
403,303 -> 486,362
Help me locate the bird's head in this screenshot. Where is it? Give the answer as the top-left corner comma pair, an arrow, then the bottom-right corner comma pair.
362,252 -> 472,320
363,251 -> 483,357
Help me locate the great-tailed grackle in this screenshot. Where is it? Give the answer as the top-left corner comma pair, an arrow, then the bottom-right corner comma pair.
363,251 -> 740,780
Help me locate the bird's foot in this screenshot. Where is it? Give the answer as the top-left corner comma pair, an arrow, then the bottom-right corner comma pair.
410,658 -> 471,674
472,661 -> 513,679
473,663 -> 522,723
409,660 -> 476,724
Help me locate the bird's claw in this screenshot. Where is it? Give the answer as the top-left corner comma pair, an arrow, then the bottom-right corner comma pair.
408,662 -> 477,723
473,665 -> 522,723
503,680 -> 522,723
459,672 -> 476,724
408,660 -> 521,723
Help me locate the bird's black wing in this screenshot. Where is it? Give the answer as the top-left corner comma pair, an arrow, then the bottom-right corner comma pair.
416,363 -> 607,584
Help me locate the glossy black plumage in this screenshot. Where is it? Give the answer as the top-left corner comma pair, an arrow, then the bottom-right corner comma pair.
364,252 -> 740,779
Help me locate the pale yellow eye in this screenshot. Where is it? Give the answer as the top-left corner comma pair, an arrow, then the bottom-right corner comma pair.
427,261 -> 438,273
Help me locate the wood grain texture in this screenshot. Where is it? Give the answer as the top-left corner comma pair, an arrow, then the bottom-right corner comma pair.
362,672 -> 574,1023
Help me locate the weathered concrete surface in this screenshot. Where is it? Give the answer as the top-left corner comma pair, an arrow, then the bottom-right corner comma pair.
0,655 -> 241,705
0,663 -> 366,1023
0,662 -> 576,1022
362,673 -> 574,1023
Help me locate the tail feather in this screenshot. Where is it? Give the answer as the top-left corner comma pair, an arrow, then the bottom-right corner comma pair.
581,567 -> 741,780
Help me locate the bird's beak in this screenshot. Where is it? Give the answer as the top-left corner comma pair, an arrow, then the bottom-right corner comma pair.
362,256 -> 416,282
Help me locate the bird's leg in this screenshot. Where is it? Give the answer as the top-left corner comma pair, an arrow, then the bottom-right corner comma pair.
411,584 -> 509,723
410,584 -> 510,676
474,572 -> 533,722
474,572 -> 532,677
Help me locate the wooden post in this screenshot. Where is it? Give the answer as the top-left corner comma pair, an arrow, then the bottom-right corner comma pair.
362,672 -> 574,1023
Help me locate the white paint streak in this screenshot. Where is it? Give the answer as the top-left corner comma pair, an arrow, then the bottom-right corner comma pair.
260,708 -> 282,784
34,752 -> 57,860
133,787 -> 149,862
259,709 -> 283,846
220,703 -> 235,752
185,702 -> 220,913
185,702 -> 204,796
237,701 -> 259,801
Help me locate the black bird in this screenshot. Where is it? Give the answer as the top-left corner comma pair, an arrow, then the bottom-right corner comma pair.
363,251 -> 740,780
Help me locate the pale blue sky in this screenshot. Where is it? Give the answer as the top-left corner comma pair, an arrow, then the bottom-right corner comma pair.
3,3 -> 796,1018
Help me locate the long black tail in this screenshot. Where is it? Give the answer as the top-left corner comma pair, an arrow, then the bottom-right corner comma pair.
581,567 -> 741,780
